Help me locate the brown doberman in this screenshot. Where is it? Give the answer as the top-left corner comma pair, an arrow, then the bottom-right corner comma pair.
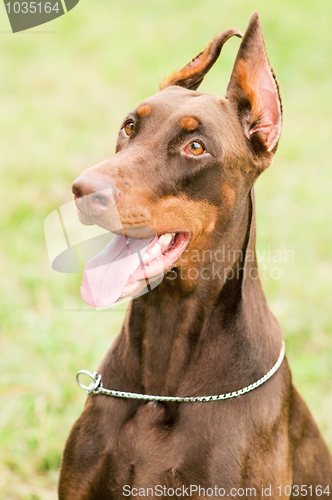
59,12 -> 332,499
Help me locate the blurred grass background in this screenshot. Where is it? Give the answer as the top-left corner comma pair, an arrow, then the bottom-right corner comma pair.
0,0 -> 331,497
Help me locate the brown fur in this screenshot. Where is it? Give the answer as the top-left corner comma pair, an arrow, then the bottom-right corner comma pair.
59,12 -> 332,499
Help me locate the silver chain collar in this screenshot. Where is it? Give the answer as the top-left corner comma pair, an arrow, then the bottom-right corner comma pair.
77,341 -> 285,403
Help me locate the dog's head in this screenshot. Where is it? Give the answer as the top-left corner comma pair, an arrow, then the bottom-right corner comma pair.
73,12 -> 282,307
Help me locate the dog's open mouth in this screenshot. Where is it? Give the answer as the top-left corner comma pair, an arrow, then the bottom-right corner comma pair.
126,232 -> 190,285
81,231 -> 190,308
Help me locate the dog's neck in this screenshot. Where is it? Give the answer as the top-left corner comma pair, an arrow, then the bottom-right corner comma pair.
119,190 -> 282,397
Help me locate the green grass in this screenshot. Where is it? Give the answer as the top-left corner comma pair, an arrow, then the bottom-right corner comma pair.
1,0 -> 332,497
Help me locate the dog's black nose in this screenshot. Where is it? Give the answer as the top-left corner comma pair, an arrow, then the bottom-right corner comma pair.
72,173 -> 120,216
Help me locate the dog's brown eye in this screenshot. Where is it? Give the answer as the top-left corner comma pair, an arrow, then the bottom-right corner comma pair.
185,141 -> 205,156
124,121 -> 135,136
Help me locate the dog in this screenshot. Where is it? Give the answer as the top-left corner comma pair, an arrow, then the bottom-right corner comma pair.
58,12 -> 332,499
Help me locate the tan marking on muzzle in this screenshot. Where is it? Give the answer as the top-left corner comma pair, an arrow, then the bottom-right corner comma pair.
151,194 -> 219,239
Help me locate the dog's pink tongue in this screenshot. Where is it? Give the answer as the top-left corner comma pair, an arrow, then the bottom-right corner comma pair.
81,234 -> 154,307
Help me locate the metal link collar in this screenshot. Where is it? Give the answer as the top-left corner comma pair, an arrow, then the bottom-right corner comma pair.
76,341 -> 285,403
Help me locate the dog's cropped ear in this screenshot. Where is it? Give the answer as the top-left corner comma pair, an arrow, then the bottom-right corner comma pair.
226,12 -> 282,155
160,29 -> 242,91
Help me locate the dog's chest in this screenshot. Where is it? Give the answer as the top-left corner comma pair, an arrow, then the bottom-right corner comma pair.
108,401 -> 215,493
98,393 -> 292,497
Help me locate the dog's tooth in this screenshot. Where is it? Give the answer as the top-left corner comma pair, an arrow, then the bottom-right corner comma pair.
150,243 -> 161,255
158,233 -> 173,245
142,251 -> 150,263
